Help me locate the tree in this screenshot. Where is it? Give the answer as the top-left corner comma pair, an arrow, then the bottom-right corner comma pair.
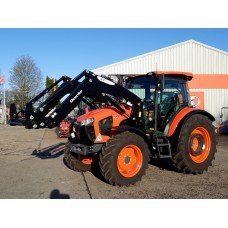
46,75 -> 57,95
5,89 -> 15,107
9,55 -> 43,109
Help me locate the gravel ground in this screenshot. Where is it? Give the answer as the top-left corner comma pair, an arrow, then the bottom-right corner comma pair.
0,124 -> 227,199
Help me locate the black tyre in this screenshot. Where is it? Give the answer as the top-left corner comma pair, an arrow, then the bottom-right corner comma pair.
172,114 -> 216,174
99,131 -> 150,186
64,140 -> 91,172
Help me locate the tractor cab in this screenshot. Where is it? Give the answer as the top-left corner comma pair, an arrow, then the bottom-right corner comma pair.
124,72 -> 192,134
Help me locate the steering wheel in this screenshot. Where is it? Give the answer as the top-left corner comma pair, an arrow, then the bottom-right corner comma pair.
160,97 -> 175,113
143,98 -> 154,110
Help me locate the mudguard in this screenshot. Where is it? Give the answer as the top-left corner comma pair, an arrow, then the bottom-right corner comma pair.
165,107 -> 215,137
116,125 -> 154,155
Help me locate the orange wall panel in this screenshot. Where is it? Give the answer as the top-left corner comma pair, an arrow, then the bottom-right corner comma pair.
189,74 -> 228,89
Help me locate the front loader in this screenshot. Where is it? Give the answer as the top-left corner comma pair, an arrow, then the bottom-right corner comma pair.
23,70 -> 217,186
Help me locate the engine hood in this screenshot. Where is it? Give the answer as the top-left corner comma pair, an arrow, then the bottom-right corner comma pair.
75,105 -> 132,143
77,106 -> 131,123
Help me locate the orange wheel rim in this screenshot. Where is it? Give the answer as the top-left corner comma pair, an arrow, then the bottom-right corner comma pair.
188,127 -> 211,163
117,144 -> 143,177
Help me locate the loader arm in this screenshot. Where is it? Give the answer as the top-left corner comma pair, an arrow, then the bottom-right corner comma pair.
24,72 -> 80,128
25,70 -> 143,129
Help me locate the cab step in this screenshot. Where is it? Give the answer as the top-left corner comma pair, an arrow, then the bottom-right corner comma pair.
156,137 -> 172,158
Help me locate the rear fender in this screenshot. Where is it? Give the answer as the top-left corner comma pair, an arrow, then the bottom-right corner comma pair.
165,107 -> 215,137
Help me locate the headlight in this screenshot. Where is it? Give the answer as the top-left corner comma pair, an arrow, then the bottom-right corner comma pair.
81,118 -> 96,142
74,118 -> 95,143
81,118 -> 94,126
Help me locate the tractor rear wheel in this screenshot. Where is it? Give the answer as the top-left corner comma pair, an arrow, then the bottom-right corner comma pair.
99,131 -> 150,186
172,114 -> 216,174
64,140 -> 96,172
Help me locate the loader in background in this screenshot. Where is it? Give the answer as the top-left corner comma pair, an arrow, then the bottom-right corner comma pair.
57,103 -> 90,138
8,103 -> 25,126
22,70 -> 217,186
57,117 -> 74,138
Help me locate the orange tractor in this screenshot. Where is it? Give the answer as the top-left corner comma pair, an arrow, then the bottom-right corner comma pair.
57,117 -> 75,138
23,70 -> 217,186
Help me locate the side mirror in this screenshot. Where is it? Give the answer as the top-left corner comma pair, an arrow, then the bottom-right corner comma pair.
158,75 -> 165,91
148,72 -> 164,91
158,74 -> 165,91
190,95 -> 200,107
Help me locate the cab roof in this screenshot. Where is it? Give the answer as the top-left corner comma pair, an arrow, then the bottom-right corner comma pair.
108,71 -> 193,81
154,71 -> 193,81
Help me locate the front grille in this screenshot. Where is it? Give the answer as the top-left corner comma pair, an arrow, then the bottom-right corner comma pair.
74,122 -> 95,145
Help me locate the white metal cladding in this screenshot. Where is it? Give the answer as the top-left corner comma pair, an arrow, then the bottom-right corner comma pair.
190,88 -> 228,126
93,40 -> 228,75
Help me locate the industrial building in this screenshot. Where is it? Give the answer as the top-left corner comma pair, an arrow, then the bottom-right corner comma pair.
93,40 -> 228,126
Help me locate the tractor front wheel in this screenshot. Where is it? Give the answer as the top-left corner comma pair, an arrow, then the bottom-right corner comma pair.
172,114 -> 216,174
99,131 -> 150,186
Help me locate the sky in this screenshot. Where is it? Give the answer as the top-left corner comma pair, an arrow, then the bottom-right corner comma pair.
1,28 -> 228,89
